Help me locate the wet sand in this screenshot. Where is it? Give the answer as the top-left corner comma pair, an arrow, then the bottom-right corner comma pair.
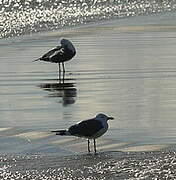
1,12 -> 176,178
1,151 -> 176,179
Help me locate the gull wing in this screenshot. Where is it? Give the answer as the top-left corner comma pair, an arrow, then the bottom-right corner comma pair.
40,46 -> 63,60
69,119 -> 103,137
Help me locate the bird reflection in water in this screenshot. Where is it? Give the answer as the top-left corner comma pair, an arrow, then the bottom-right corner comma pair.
39,80 -> 77,106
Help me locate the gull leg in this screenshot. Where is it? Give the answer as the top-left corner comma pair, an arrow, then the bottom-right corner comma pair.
93,139 -> 97,154
62,62 -> 65,83
62,62 -> 65,82
58,63 -> 61,82
88,139 -> 91,153
62,62 -> 65,73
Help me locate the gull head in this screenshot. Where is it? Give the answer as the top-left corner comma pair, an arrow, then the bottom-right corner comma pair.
60,38 -> 76,54
95,113 -> 114,122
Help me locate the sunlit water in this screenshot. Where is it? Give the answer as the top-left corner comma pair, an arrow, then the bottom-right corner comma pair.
1,0 -> 176,38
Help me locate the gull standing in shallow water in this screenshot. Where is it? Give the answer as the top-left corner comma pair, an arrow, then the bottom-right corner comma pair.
51,113 -> 114,154
34,39 -> 76,80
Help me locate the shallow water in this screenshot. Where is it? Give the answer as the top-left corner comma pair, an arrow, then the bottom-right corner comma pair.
1,12 -> 176,156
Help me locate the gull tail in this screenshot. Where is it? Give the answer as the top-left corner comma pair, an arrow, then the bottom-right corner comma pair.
51,130 -> 71,136
33,58 -> 41,62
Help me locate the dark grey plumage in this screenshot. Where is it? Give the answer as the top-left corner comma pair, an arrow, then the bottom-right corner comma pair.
68,119 -> 104,138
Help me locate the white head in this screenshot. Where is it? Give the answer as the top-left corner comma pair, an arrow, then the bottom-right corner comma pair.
61,39 -> 76,54
95,113 -> 114,123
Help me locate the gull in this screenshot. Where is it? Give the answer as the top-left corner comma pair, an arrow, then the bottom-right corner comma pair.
34,38 -> 76,79
51,113 -> 114,153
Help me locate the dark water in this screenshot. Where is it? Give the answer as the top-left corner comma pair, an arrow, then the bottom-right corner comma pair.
1,0 -> 176,38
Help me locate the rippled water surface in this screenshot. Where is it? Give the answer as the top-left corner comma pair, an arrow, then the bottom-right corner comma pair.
1,12 -> 176,156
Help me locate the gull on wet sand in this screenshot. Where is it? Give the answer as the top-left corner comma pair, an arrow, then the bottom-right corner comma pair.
34,38 -> 76,79
51,113 -> 114,153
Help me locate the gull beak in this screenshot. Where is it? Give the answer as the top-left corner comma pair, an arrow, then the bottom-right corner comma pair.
108,116 -> 114,120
